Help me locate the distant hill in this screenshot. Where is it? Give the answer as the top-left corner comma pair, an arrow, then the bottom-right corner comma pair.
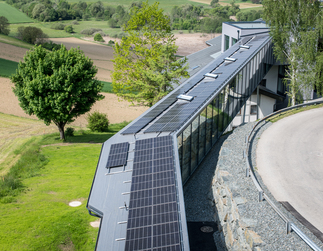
0,1 -> 33,23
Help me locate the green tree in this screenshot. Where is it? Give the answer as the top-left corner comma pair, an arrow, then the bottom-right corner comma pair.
0,16 -> 10,35
11,45 -> 104,140
263,0 -> 321,105
17,26 -> 47,44
112,1 -> 189,107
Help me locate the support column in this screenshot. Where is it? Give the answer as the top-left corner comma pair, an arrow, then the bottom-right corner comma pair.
256,86 -> 260,120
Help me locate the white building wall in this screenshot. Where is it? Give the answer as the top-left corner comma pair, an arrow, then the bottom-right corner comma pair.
259,95 -> 276,118
221,23 -> 240,52
263,65 -> 278,93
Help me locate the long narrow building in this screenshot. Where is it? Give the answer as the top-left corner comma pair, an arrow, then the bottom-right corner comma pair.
87,22 -> 278,250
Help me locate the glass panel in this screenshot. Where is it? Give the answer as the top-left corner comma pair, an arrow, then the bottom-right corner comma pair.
218,88 -> 225,135
212,98 -> 219,145
181,124 -> 191,183
206,105 -> 212,153
225,35 -> 230,51
190,116 -> 199,173
177,133 -> 183,168
232,37 -> 237,46
198,108 -> 206,163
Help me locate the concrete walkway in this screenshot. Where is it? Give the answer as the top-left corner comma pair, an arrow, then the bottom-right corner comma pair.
257,107 -> 323,233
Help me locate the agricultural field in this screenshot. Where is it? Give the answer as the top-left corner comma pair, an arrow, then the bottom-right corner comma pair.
0,1 -> 33,23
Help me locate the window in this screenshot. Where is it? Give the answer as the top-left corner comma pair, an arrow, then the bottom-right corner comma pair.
232,37 -> 237,46
225,35 -> 230,51
260,79 -> 266,87
250,105 -> 257,115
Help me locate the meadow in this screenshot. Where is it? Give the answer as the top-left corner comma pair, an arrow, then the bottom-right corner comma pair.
0,58 -> 18,77
0,1 -> 33,23
0,113 -> 128,250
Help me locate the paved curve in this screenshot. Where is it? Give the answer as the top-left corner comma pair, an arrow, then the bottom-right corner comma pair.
257,107 -> 323,233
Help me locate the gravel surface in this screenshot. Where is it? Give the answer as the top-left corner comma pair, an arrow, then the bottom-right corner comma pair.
184,121 -> 323,250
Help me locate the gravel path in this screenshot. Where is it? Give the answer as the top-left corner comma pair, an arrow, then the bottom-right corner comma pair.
184,121 -> 323,250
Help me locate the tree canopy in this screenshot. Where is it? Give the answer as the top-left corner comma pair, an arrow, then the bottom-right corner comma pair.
263,0 -> 322,105
0,16 -> 10,35
112,1 -> 189,107
11,45 -> 104,140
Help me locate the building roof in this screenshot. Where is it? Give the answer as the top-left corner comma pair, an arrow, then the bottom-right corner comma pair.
225,21 -> 269,29
87,34 -> 273,250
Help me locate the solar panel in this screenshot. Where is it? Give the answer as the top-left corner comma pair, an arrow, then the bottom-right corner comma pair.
106,142 -> 129,168
125,136 -> 181,251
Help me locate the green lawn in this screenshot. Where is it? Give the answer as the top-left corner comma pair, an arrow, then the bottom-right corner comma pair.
0,1 -> 33,23
101,81 -> 113,93
0,121 -> 128,250
0,58 -> 18,77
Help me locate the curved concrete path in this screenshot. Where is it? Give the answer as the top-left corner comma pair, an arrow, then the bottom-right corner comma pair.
257,107 -> 323,233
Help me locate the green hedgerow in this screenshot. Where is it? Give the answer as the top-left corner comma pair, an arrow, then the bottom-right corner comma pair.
87,112 -> 109,132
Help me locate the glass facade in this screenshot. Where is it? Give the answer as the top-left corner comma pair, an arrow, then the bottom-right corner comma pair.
177,41 -> 274,184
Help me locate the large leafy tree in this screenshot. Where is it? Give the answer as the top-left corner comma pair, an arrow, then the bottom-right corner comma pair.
11,45 -> 104,140
263,0 -> 321,105
112,1 -> 189,107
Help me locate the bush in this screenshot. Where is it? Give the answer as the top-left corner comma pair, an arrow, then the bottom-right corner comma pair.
94,33 -> 104,42
38,41 -> 61,51
17,26 -> 47,44
72,20 -> 79,25
64,25 -> 74,33
51,23 -> 66,30
87,112 -> 109,132
108,40 -> 115,45
65,127 -> 75,137
80,28 -> 102,35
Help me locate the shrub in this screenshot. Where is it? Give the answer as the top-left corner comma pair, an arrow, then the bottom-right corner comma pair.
65,127 -> 75,137
87,112 -> 109,132
51,23 -> 66,30
108,40 -> 115,45
80,28 -> 102,35
64,25 -> 74,33
38,41 -> 61,51
72,20 -> 79,25
94,33 -> 104,42
17,26 -> 47,44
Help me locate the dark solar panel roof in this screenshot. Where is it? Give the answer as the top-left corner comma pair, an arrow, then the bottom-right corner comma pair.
106,142 -> 130,168
125,136 -> 181,251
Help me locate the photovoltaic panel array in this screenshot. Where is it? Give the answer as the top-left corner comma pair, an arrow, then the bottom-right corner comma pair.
144,35 -> 271,134
121,78 -> 204,135
106,142 -> 129,168
125,136 -> 181,251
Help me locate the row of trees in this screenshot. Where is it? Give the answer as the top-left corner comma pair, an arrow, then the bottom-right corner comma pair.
5,0 -> 263,32
5,0 -> 132,22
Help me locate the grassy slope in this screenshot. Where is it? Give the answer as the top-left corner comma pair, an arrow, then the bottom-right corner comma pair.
0,1 -> 33,23
0,34 -> 33,49
0,114 -> 128,250
0,58 -> 18,77
266,103 -> 323,123
0,143 -> 100,250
